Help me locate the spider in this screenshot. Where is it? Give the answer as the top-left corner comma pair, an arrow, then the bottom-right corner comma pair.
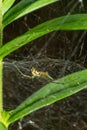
31,67 -> 53,80
14,65 -> 53,80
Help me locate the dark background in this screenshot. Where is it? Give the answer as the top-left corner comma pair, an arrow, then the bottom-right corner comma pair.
3,0 -> 87,130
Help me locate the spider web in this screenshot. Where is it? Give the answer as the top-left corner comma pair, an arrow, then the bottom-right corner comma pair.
3,0 -> 87,130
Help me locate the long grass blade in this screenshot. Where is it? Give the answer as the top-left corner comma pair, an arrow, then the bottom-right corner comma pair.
3,0 -> 58,27
1,14 -> 87,58
2,0 -> 15,15
7,69 -> 87,123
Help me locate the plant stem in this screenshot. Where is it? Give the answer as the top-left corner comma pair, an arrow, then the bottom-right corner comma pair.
0,59 -> 3,113
0,0 -> 2,47
0,0 -> 3,116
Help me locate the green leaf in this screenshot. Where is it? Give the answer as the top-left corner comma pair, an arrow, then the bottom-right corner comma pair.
0,122 -> 8,130
2,0 -> 15,15
3,0 -> 58,27
8,69 -> 87,124
1,14 -> 87,58
0,111 -> 10,127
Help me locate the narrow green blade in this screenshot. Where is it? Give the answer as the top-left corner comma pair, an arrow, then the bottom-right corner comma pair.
7,69 -> 87,124
1,14 -> 87,58
3,0 -> 58,27
2,0 -> 15,15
